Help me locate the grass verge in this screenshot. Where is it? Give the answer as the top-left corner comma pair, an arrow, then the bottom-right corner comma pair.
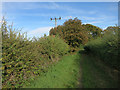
24,54 -> 81,88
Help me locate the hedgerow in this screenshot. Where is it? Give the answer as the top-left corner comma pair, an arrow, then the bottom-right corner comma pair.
1,17 -> 69,88
84,27 -> 119,71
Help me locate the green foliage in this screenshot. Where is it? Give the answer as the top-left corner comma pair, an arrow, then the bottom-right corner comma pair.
49,18 -> 89,52
24,54 -> 80,88
84,26 -> 119,70
103,25 -> 119,36
1,18 -> 69,88
49,18 -> 103,52
82,24 -> 103,40
38,36 -> 69,61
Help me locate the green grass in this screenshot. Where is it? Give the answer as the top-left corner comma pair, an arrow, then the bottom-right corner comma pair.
24,54 -> 81,88
23,50 -> 118,88
79,52 -> 118,88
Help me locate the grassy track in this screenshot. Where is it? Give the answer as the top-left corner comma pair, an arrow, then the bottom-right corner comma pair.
24,54 -> 81,88
79,51 -> 118,88
24,51 -> 118,88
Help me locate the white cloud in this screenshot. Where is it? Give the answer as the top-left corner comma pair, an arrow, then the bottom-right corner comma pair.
23,2 -> 60,10
5,2 -> 96,15
103,27 -> 108,30
62,16 -> 74,20
79,15 -> 116,21
86,21 -> 104,24
27,26 -> 52,38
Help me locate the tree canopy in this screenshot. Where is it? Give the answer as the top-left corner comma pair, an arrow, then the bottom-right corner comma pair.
82,24 -> 102,40
49,18 -> 103,51
50,18 -> 88,50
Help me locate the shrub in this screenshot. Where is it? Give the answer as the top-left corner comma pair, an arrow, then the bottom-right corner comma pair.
1,18 -> 69,88
84,27 -> 119,71
35,35 -> 70,62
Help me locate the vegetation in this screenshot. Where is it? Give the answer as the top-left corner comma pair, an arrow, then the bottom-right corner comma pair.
82,24 -> 103,40
78,51 -> 118,88
24,54 -> 80,88
1,17 -> 119,88
24,51 -> 118,88
50,18 -> 89,52
37,36 -> 69,61
49,18 -> 103,52
1,17 -> 69,88
84,26 -> 120,71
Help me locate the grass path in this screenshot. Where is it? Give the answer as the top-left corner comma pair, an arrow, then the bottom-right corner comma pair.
79,51 -> 118,88
24,54 -> 81,88
24,51 -> 118,88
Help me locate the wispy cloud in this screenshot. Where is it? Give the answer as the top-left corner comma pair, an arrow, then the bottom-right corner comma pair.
62,15 -> 117,23
62,15 -> 100,21
23,2 -> 60,10
27,26 -> 52,38
83,21 -> 104,24
62,16 -> 73,20
2,2 -> 118,34
3,2 -> 98,18
79,15 -> 116,21
17,2 -> 97,15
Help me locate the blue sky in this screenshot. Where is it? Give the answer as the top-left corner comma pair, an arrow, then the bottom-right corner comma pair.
2,2 -> 118,38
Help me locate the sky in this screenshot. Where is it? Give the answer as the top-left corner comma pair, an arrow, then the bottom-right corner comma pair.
2,2 -> 118,39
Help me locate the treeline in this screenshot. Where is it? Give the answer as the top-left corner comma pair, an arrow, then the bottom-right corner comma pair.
49,18 -> 119,70
49,18 -> 103,52
1,17 -> 69,88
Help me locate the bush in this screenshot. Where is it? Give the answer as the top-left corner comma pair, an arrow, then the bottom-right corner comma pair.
1,18 -> 69,88
38,36 -> 69,61
49,18 -> 89,51
84,27 -> 119,71
2,26 -> 43,88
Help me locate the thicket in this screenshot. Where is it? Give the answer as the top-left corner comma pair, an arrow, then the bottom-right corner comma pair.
1,17 -> 69,88
84,26 -> 120,71
49,18 -> 102,52
50,18 -> 88,47
82,24 -> 102,40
